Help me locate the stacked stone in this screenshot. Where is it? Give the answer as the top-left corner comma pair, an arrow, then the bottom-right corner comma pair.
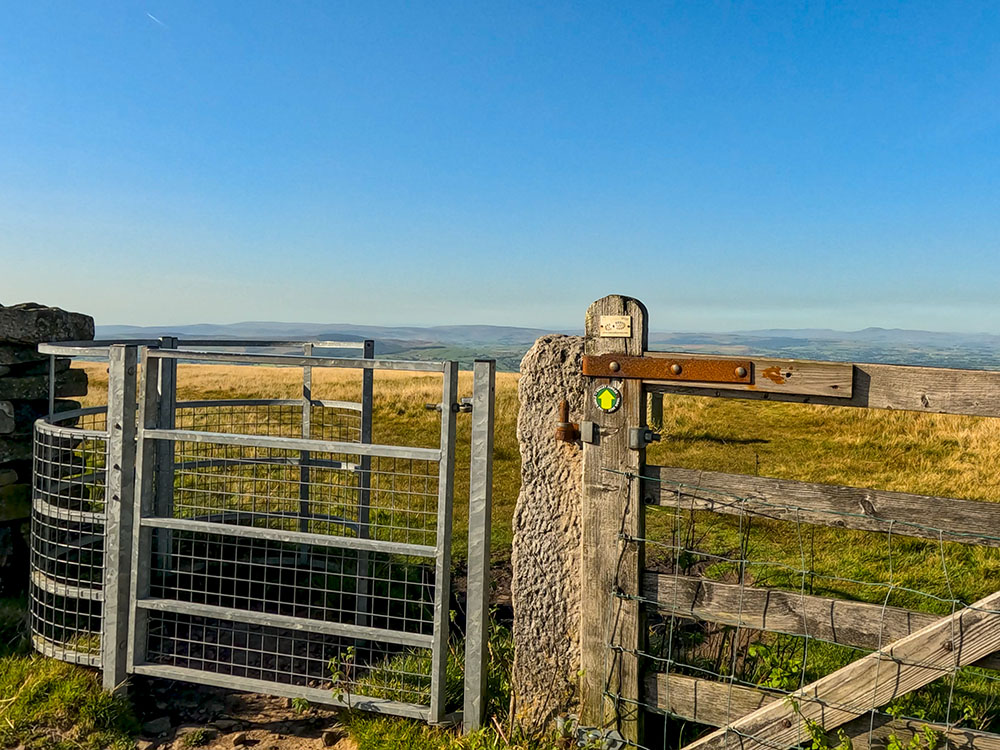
0,303 -> 93,595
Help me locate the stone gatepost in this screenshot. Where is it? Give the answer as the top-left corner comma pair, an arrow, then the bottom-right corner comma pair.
511,335 -> 587,730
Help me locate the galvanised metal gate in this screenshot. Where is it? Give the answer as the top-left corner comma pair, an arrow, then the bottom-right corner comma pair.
31,340 -> 495,729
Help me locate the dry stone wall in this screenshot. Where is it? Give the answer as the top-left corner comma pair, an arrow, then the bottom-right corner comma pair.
0,302 -> 92,595
511,335 -> 586,730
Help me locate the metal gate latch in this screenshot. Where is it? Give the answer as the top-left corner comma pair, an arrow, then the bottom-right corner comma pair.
629,427 -> 660,450
424,399 -> 473,413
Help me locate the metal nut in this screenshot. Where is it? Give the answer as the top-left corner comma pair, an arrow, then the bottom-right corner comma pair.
670,363 -> 682,375
735,366 -> 748,378
609,361 -> 621,372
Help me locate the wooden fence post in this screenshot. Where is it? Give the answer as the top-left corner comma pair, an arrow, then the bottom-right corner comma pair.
580,295 -> 648,744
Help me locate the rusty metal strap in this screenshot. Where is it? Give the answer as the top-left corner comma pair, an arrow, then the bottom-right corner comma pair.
582,354 -> 753,384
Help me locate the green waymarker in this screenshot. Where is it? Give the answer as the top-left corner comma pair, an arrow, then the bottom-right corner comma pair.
594,385 -> 622,413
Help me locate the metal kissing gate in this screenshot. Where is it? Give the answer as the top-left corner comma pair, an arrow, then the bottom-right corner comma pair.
30,340 -> 495,729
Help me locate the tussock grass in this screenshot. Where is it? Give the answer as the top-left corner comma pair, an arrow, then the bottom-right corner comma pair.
0,655 -> 137,749
77,362 -> 521,558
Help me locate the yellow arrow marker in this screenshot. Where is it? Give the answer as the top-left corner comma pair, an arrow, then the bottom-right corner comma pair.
594,386 -> 621,412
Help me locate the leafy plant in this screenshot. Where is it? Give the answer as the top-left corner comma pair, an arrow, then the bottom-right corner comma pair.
788,699 -> 853,750
748,642 -> 802,692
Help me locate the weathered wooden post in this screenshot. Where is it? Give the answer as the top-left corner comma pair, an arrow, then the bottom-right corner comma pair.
580,295 -> 647,743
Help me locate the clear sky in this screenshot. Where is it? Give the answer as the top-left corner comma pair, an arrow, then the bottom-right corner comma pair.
1,1 -> 998,332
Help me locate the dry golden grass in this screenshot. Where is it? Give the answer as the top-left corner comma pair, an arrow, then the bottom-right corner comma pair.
75,361 -> 521,556
73,360 -> 1000,558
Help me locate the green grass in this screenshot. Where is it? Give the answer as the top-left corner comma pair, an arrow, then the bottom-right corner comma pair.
0,654 -> 137,749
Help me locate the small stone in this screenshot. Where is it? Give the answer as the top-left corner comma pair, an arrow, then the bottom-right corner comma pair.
0,303 -> 94,345
323,728 -> 347,747
142,716 -> 172,736
212,719 -> 239,732
232,732 -> 249,747
0,369 -> 88,400
0,402 -> 13,434
0,345 -> 46,366
0,484 -> 30,523
0,439 -> 31,465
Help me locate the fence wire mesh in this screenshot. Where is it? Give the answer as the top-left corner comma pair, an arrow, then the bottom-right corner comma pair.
167,440 -> 438,546
143,610 -> 454,707
174,401 -> 362,443
598,467 -> 1000,750
29,409 -> 108,666
133,374 -> 455,715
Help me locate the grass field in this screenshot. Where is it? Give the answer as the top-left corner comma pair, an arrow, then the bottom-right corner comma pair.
7,359 -> 1000,748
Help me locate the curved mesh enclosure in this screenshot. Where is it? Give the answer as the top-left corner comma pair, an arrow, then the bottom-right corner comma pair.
30,409 -> 108,666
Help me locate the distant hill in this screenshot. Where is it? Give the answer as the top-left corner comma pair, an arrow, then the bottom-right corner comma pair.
95,322 -> 1000,372
96,322 -> 563,372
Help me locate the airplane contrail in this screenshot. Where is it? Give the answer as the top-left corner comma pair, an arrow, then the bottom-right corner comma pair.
146,12 -> 167,28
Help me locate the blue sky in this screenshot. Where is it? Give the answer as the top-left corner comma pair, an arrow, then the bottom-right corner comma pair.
1,1 -> 998,331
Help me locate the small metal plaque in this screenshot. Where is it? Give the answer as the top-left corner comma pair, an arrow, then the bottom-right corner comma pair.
594,385 -> 622,413
599,315 -> 632,338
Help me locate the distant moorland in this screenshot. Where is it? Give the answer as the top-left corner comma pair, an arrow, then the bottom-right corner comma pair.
97,321 -> 1000,372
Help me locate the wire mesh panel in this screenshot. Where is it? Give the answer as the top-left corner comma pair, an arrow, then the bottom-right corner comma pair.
127,350 -> 459,723
29,409 -> 108,666
173,400 -> 362,442
142,610 -> 445,706
166,441 -> 439,546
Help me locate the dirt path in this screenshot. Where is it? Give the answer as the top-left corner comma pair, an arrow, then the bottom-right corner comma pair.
134,680 -> 357,750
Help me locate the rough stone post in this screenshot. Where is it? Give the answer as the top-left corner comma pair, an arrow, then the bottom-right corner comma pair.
511,335 -> 587,730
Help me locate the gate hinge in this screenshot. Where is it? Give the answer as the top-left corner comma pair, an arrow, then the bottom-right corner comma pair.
629,427 -> 660,450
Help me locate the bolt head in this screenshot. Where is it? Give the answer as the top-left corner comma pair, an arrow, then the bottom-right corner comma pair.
670,363 -> 682,375
736,366 -> 748,378
609,361 -> 621,372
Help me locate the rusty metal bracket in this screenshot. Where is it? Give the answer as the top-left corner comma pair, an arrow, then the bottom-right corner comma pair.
582,354 -> 752,384
554,399 -> 580,443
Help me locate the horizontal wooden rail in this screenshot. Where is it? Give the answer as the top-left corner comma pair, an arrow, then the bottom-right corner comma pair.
643,572 -> 1000,671
645,466 -> 1000,548
644,352 -> 854,398
682,588 -> 1000,750
647,673 -> 1000,750
645,354 -> 1000,418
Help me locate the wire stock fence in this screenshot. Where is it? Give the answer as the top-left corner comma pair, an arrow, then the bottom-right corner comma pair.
600,467 -> 1000,750
578,294 -> 1000,750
